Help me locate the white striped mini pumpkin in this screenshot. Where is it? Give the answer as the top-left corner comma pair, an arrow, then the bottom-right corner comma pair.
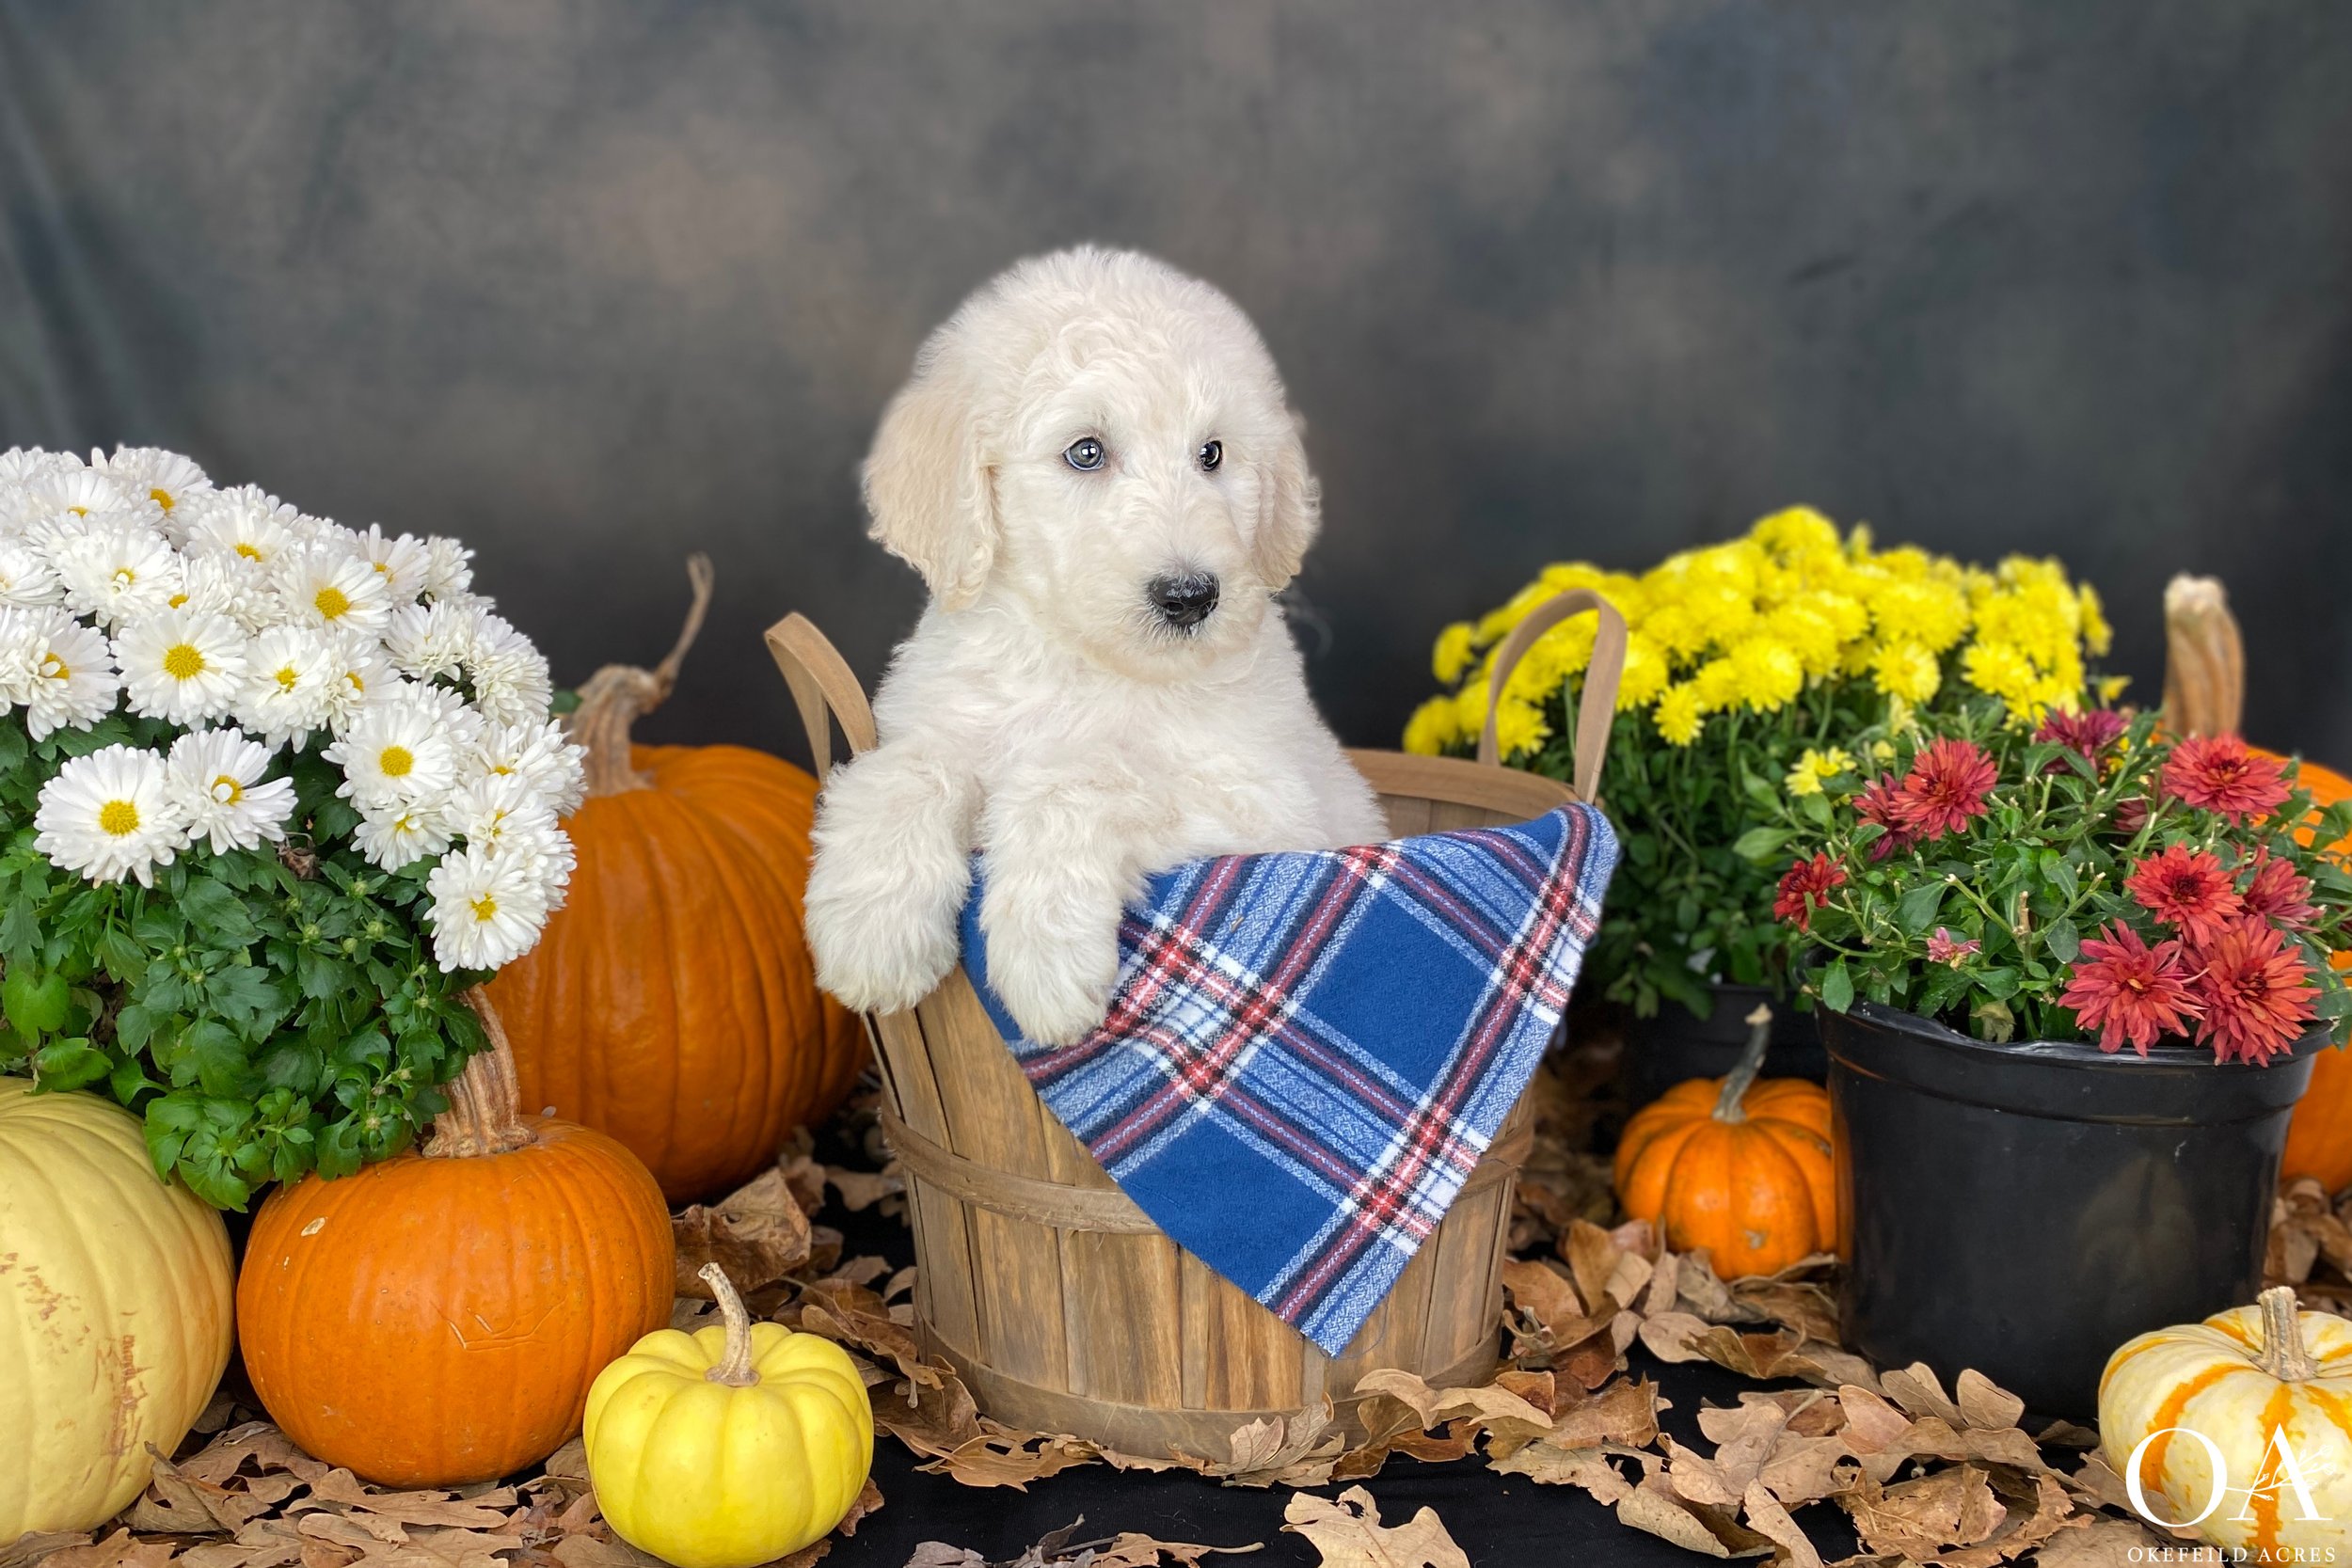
2100,1286 -> 2352,1556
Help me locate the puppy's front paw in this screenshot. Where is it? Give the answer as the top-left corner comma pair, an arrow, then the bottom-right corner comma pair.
805,866 -> 960,1015
984,916 -> 1120,1047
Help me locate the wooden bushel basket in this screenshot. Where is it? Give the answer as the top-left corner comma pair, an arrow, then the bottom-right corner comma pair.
765,590 -> 1625,1459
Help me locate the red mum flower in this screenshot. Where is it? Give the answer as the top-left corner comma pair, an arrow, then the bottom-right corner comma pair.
1895,737 -> 1999,840
2035,708 -> 2127,769
1773,853 -> 1847,929
2124,843 -> 2247,946
2110,796 -> 2151,837
1854,772 -> 1917,861
1925,927 -> 1980,966
2163,734 -> 2290,824
2241,848 -> 2319,931
2058,921 -> 2202,1056
2190,917 -> 2320,1065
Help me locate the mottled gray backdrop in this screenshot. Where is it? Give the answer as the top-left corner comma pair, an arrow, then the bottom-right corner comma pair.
4,3 -> 2348,761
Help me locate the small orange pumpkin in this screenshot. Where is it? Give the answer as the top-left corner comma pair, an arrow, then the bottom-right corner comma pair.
1613,1006 -> 1834,1278
487,558 -> 866,1203
2162,576 -> 2352,1193
238,990 -> 675,1487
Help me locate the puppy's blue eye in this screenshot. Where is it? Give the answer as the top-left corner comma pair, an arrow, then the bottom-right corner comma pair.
1064,437 -> 1105,471
1197,440 -> 1222,472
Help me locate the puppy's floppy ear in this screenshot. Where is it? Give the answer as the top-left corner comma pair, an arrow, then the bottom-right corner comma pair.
862,333 -> 996,610
1252,408 -> 1321,590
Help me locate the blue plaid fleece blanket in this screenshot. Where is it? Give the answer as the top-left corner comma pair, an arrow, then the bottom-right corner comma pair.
959,804 -> 1618,1356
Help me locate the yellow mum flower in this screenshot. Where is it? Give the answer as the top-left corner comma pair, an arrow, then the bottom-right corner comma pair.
1614,632 -> 1669,709
1869,739 -> 1897,762
1962,640 -> 2036,703
1653,682 -> 1705,747
1403,694 -> 1461,756
1872,641 -> 1942,703
2098,673 -> 2132,703
1492,696 -> 1549,760
1636,601 -> 1711,662
1868,578 -> 1971,654
1783,746 -> 1857,798
1432,622 -> 1476,686
1764,603 -> 1841,678
1750,506 -> 1842,561
1726,637 -> 1804,712
1692,657 -> 1743,712
1453,681 -> 1490,736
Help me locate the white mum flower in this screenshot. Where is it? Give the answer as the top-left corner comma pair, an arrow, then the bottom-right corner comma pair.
463,611 -> 554,727
382,598 -> 477,681
424,842 -> 550,972
0,448 -> 78,487
93,448 -> 212,530
237,624 -> 340,750
319,632 -> 400,732
50,520 -> 183,628
172,550 -> 274,632
346,525 -> 431,604
352,798 -> 453,871
470,718 -> 586,815
405,677 -> 485,752
5,608 -> 121,738
115,608 -> 250,725
274,542 -> 391,639
34,744 -> 189,887
323,689 -> 459,810
31,467 -> 142,523
420,536 -> 474,599
446,769 -> 563,857
166,727 -> 296,854
0,539 -> 62,607
183,483 -> 301,568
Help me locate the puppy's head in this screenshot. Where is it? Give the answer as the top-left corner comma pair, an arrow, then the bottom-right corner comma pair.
863,246 -> 1318,678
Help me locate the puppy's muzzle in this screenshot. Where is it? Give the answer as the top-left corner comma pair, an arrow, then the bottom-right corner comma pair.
1148,572 -> 1220,630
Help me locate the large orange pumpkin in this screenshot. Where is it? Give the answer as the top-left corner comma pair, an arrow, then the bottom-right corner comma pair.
1613,1007 -> 1835,1278
2162,576 -> 2352,1193
488,558 -> 865,1202
238,990 -> 675,1487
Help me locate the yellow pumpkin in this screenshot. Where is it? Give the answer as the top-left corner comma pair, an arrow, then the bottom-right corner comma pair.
0,1078 -> 234,1538
2101,1286 -> 2352,1555
583,1264 -> 872,1568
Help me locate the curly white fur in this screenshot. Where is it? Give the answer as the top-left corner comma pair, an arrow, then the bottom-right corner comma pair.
804,246 -> 1384,1044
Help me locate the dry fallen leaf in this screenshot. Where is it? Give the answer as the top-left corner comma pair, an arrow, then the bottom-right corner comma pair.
1281,1487 -> 1470,1568
673,1166 -> 814,1296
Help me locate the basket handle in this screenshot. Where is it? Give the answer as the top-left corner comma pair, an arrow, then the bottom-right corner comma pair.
1476,589 -> 1626,802
764,612 -> 879,784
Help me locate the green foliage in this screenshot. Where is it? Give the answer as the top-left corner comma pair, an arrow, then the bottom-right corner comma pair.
1516,682 -> 1877,1019
0,710 -> 490,1208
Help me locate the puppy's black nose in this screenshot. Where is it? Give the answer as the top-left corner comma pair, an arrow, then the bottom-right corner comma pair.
1148,573 -> 1220,629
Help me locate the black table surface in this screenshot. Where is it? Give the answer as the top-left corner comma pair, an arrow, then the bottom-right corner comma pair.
815,1145 -> 1864,1568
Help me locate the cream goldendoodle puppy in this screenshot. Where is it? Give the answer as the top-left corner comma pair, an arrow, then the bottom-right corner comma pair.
804,246 -> 1384,1045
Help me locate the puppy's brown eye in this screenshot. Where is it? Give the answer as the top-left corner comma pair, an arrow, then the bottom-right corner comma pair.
1064,437 -> 1105,471
1197,440 -> 1222,472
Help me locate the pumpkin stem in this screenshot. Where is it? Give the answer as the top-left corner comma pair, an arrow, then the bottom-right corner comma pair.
699,1263 -> 763,1387
572,553 -> 716,798
2255,1285 -> 2320,1383
422,988 -> 540,1158
2160,575 -> 2245,738
1714,1005 -> 1773,1124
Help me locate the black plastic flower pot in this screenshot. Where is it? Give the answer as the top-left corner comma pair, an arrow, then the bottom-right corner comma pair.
1824,1001 -> 2314,1418
1617,983 -> 1828,1110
